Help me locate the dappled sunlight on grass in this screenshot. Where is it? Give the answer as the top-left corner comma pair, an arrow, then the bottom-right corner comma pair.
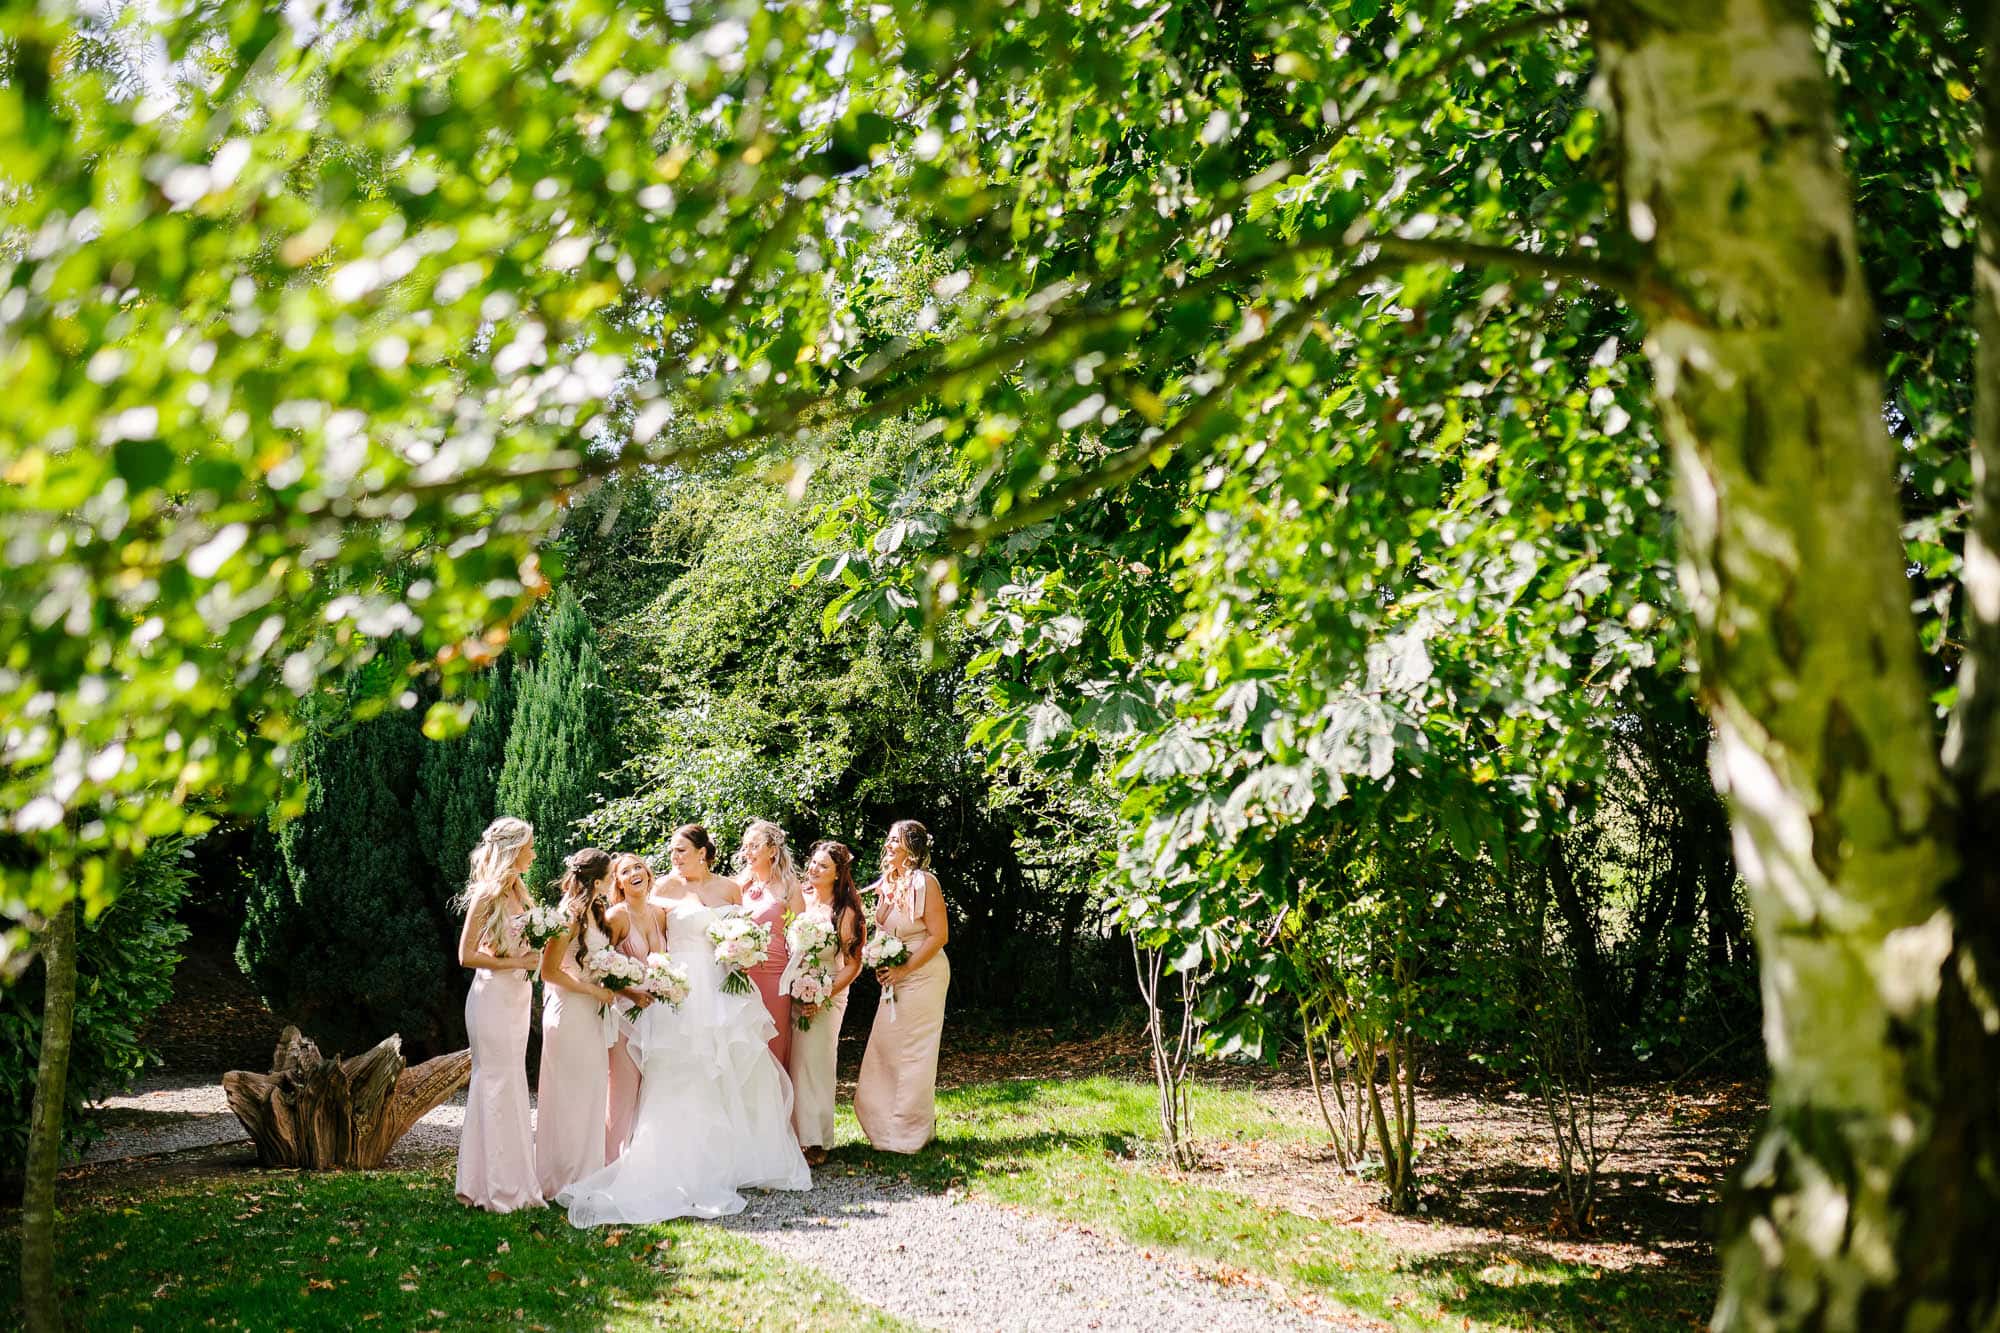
829,1074 -> 1711,1332
1,1163 -> 907,1332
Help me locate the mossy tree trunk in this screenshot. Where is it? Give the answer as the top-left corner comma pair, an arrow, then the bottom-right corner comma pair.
19,894 -> 76,1333
1597,1 -> 2000,1328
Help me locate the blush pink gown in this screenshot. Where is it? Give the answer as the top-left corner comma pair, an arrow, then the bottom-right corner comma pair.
740,881 -> 793,1069
535,922 -> 613,1199
604,919 -> 652,1162
855,878 -> 950,1153
456,899 -> 542,1212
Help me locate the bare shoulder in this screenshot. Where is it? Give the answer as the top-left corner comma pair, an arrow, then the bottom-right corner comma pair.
919,869 -> 944,898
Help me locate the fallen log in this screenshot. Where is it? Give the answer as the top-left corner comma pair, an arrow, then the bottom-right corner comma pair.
222,1026 -> 469,1169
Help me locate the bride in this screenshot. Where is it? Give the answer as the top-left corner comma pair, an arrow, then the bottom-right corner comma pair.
558,823 -> 811,1225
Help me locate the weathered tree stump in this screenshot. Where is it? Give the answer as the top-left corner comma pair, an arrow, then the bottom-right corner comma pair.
222,1026 -> 470,1169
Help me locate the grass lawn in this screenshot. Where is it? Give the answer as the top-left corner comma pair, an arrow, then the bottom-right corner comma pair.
839,1075 -> 1713,1333
7,1072 -> 1713,1331
0,1162 -> 909,1332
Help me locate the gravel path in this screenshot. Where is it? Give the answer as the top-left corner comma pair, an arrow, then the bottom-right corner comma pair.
717,1167 -> 1356,1332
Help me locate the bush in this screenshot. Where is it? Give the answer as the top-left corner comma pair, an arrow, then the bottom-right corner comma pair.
0,840 -> 194,1178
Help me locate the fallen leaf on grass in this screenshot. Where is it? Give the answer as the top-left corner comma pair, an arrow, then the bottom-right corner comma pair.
307,1278 -> 335,1292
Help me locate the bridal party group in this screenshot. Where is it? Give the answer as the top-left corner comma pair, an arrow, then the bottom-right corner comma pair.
448,814 -> 950,1225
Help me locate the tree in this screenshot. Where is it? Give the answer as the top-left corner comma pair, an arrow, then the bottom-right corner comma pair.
238,655 -> 457,1053
415,656 -> 518,894
496,587 -> 616,891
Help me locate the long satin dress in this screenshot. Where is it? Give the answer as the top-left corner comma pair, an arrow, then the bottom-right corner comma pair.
740,880 -> 793,1069
786,901 -> 851,1150
456,895 -> 542,1211
604,915 -> 654,1162
855,879 -> 950,1153
535,920 -> 613,1199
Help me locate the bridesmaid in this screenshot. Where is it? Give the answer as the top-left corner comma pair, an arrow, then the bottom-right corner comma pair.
604,852 -> 664,1163
787,839 -> 866,1165
536,847 -> 647,1199
454,817 -> 545,1212
854,819 -> 951,1153
735,820 -> 803,1069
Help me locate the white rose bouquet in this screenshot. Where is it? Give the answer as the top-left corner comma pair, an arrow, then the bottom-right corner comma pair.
860,932 -> 911,1020
706,915 -> 770,996
513,901 -> 568,951
784,913 -> 837,967
642,953 -> 690,1010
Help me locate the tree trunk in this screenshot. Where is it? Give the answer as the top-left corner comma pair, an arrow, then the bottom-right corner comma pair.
19,895 -> 77,1333
1598,1 -> 1994,1327
222,1026 -> 471,1169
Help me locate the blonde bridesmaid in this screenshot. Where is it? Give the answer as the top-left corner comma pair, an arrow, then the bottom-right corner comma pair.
536,848 -> 647,1198
855,820 -> 951,1153
454,817 -> 545,1212
787,839 -> 866,1165
604,853 -> 664,1162
735,820 -> 803,1069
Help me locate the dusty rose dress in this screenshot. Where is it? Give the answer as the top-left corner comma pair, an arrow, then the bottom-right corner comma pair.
536,921 -> 613,1199
456,894 -> 542,1212
786,900 -> 851,1151
604,913 -> 656,1162
740,880 -> 793,1069
855,876 -> 950,1153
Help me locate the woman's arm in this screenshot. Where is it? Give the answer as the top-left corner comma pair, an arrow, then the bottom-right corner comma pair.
884,873 -> 948,982
828,913 -> 867,998
540,929 -> 614,1004
458,899 -> 539,971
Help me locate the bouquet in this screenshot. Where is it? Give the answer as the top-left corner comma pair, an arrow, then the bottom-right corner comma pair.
784,913 -> 838,967
642,953 -> 691,1010
586,946 -> 647,1001
513,901 -> 569,951
706,914 -> 770,996
786,964 -> 834,1031
861,932 -> 911,1019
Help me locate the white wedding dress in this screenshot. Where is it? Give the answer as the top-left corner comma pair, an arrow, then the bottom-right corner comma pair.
558,897 -> 811,1225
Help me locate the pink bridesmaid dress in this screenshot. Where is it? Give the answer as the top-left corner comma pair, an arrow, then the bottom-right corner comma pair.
604,919 -> 652,1162
535,921 -> 613,1199
456,900 -> 542,1212
786,901 -> 849,1151
855,877 -> 950,1153
740,880 -> 793,1069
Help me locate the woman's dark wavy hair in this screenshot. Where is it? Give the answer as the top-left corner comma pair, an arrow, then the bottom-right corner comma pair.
809,839 -> 865,957
557,847 -> 614,958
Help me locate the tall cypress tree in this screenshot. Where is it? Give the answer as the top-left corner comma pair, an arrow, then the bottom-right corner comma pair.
415,655 -> 518,899
238,652 -> 456,1053
496,586 -> 617,893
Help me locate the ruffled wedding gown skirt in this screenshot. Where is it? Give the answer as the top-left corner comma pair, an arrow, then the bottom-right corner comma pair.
559,900 -> 811,1225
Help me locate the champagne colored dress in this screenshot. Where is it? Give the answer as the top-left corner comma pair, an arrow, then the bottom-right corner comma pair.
741,879 -> 793,1069
855,875 -> 950,1153
535,920 -> 614,1199
456,894 -> 542,1212
604,914 -> 656,1162
785,900 -> 850,1150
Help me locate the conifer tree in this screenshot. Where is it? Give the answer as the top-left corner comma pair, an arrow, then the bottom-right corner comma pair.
414,656 -> 518,898
496,587 -> 617,893
237,654 -> 455,1052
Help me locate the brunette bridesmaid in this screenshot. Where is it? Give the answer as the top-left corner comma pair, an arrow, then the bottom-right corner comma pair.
787,839 -> 866,1165
536,848 -> 647,1198
854,820 -> 951,1153
454,817 -> 545,1212
735,820 -> 803,1069
604,852 -> 664,1162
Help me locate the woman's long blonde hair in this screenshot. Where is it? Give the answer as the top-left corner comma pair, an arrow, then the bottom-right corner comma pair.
456,816 -> 533,914
733,819 -> 798,889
